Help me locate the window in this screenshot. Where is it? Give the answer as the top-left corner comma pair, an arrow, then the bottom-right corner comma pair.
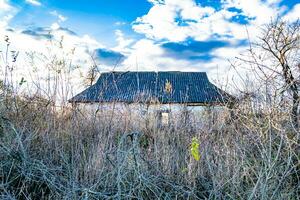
161,112 -> 169,125
157,109 -> 171,128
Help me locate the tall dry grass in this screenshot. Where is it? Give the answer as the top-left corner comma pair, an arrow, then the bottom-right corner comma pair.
0,87 -> 299,199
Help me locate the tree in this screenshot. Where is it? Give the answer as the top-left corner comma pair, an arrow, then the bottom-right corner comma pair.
260,20 -> 300,128
84,53 -> 101,87
243,19 -> 300,129
85,64 -> 99,86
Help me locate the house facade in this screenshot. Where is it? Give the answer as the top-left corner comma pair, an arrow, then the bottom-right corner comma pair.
69,71 -> 233,128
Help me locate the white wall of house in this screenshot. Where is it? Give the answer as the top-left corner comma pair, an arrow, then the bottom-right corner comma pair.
74,102 -> 227,130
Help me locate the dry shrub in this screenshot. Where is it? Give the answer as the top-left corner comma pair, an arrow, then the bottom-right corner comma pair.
0,93 -> 299,199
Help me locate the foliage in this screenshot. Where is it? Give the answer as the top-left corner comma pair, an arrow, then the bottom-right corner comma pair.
190,137 -> 200,161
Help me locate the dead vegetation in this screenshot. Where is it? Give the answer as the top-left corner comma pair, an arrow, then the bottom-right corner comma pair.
0,91 -> 299,199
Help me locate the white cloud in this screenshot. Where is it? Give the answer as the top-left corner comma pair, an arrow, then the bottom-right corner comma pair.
25,0 -> 41,6
133,2 -> 181,41
50,22 -> 60,30
0,0 -> 17,28
115,21 -> 126,26
50,10 -> 68,22
283,4 -> 300,22
0,2 -> 107,97
223,0 -> 283,24
0,14 -> 13,29
122,39 -> 222,73
0,0 -> 11,10
1,28 -> 112,100
133,0 -> 233,42
133,0 -> 286,43
147,0 -> 164,5
113,29 -> 134,53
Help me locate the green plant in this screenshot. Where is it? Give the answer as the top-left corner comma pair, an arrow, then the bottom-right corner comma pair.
190,137 -> 200,161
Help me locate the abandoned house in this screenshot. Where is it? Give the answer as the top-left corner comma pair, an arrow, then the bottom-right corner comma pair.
69,71 -> 233,128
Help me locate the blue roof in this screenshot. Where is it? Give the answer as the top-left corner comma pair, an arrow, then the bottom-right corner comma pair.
69,71 -> 232,104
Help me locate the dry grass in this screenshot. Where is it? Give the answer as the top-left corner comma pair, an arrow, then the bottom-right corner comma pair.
0,92 -> 299,199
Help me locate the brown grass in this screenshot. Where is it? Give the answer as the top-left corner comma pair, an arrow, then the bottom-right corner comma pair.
0,92 -> 299,199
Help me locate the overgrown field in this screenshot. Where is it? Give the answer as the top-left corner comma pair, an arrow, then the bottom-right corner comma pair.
0,93 -> 299,199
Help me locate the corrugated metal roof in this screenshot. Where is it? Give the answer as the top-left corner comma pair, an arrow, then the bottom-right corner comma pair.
69,71 -> 232,104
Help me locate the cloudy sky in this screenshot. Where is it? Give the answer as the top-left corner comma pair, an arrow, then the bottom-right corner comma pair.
0,0 -> 299,90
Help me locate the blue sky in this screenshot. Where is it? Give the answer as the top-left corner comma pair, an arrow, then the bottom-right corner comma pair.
0,0 -> 300,84
9,0 -> 152,47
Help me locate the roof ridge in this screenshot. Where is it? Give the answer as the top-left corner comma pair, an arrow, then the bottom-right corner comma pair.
100,71 -> 207,73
